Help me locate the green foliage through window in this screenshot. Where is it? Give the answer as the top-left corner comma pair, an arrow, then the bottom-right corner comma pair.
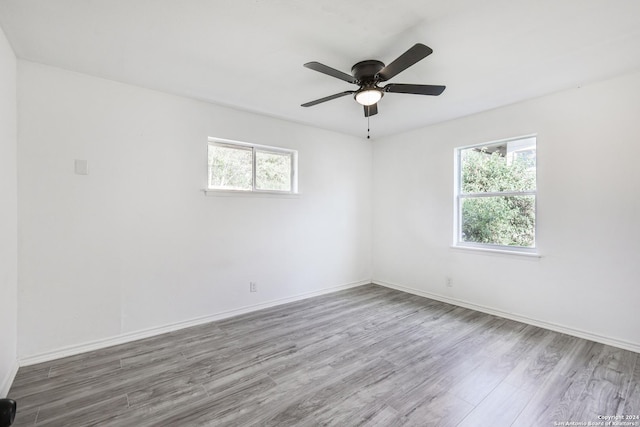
458,137 -> 536,248
208,145 -> 252,190
208,140 -> 296,193
256,150 -> 292,192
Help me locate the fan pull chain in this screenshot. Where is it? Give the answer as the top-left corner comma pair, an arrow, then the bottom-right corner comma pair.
367,114 -> 370,139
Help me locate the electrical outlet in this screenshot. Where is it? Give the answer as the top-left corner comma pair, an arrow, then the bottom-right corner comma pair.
445,277 -> 453,287
250,282 -> 257,292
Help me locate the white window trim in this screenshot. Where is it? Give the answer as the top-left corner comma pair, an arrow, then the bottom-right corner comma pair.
449,244 -> 541,258
453,134 -> 538,256
202,189 -> 301,198
205,137 -> 298,196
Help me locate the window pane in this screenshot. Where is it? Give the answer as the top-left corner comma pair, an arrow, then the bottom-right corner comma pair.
208,144 -> 252,190
461,138 -> 536,194
461,195 -> 535,247
255,150 -> 292,192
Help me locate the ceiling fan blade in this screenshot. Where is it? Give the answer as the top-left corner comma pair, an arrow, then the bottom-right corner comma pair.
384,84 -> 445,96
303,62 -> 357,84
364,103 -> 378,117
377,44 -> 433,82
301,91 -> 355,107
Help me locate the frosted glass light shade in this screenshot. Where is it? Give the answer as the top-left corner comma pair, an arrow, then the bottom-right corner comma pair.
355,89 -> 382,106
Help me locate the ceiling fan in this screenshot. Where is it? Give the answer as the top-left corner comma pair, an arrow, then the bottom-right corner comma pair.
301,43 -> 445,117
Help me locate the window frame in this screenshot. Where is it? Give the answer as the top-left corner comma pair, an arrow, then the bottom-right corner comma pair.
206,137 -> 298,195
453,135 -> 538,255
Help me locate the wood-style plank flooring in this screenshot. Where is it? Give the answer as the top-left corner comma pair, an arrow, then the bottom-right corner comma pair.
8,284 -> 640,426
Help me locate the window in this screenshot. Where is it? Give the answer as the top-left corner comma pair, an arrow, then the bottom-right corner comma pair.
207,138 -> 297,193
455,136 -> 537,253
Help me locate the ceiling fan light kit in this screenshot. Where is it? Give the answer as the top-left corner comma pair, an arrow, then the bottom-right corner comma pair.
302,43 -> 445,119
355,88 -> 382,106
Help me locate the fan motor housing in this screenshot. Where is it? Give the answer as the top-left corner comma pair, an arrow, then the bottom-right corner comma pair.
351,60 -> 385,83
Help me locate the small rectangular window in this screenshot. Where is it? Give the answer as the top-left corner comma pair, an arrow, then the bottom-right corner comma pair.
455,136 -> 537,252
207,138 -> 297,193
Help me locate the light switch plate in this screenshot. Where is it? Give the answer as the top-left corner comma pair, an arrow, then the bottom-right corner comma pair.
74,159 -> 89,175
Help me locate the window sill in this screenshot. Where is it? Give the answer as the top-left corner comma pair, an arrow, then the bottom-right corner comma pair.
203,189 -> 301,199
450,245 -> 541,258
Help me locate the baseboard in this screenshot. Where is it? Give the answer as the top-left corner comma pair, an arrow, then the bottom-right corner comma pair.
0,360 -> 19,397
373,280 -> 640,354
20,279 -> 371,367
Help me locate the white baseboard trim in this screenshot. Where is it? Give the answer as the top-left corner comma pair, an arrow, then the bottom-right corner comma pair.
374,280 -> 640,354
20,280 -> 371,367
1,360 -> 19,397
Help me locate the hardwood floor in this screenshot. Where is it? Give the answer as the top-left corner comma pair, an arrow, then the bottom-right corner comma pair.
8,284 -> 640,426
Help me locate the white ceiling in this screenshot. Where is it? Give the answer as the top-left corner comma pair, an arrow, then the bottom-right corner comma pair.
1,0 -> 640,138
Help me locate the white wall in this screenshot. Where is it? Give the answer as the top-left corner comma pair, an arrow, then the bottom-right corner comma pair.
0,26 -> 18,396
372,71 -> 640,351
17,61 -> 372,359
14,55 -> 640,365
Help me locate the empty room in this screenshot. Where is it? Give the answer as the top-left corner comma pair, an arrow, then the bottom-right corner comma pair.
1,1 -> 639,426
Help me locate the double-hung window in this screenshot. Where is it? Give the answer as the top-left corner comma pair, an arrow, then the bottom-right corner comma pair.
455,136 -> 537,253
207,138 -> 297,194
